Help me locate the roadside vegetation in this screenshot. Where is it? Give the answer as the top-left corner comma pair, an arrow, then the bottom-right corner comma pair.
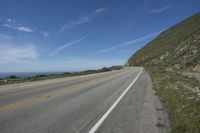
128,12 -> 200,133
147,67 -> 200,133
0,65 -> 124,85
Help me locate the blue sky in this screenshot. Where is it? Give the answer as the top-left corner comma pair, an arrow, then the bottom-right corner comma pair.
0,0 -> 199,72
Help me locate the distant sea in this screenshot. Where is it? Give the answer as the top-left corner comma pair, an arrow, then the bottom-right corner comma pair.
0,72 -> 65,78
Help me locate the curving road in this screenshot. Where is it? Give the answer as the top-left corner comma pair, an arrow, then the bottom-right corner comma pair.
0,67 -> 169,133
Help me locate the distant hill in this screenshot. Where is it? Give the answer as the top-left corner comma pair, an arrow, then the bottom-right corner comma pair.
128,12 -> 200,71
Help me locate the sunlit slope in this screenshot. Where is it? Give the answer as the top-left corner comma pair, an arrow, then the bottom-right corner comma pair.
128,12 -> 200,71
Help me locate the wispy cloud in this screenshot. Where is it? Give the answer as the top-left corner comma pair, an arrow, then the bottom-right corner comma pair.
6,18 -> 17,23
40,31 -> 49,37
60,16 -> 90,32
96,31 -> 161,54
93,7 -> 107,14
0,33 -> 38,63
3,24 -> 33,33
0,44 -> 39,63
50,30 -> 96,55
16,26 -> 33,32
149,4 -> 171,14
60,7 -> 106,32
3,18 -> 33,33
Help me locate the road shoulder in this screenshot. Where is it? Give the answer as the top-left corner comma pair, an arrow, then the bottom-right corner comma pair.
95,69 -> 170,133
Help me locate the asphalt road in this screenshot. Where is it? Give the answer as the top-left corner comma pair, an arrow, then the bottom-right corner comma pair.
0,67 -> 169,133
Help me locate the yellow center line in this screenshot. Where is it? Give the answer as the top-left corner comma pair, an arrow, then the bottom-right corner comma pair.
0,68 -> 130,112
0,76 -> 108,112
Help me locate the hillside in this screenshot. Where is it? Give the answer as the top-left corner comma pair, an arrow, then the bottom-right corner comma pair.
128,12 -> 200,133
128,12 -> 200,71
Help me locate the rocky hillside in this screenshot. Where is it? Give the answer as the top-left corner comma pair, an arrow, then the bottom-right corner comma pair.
128,12 -> 200,72
127,12 -> 200,133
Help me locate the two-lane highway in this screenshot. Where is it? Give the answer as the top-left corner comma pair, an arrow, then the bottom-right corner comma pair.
0,67 -> 169,133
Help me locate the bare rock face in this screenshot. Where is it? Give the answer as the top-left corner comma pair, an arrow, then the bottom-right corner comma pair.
172,64 -> 180,70
193,64 -> 200,72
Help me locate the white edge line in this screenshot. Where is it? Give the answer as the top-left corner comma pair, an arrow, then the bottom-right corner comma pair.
88,67 -> 143,133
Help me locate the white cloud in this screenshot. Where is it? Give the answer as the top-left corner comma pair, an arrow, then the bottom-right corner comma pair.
3,24 -> 33,33
50,31 -> 96,55
149,4 -> 171,14
16,26 -> 33,32
6,18 -> 17,23
40,31 -> 49,37
0,44 -> 39,63
3,19 -> 33,33
60,7 -> 106,32
94,7 -> 107,14
96,31 -> 161,54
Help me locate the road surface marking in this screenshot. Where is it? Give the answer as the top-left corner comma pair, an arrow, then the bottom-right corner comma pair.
0,69 -> 130,111
0,74 -> 113,111
88,67 -> 143,133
